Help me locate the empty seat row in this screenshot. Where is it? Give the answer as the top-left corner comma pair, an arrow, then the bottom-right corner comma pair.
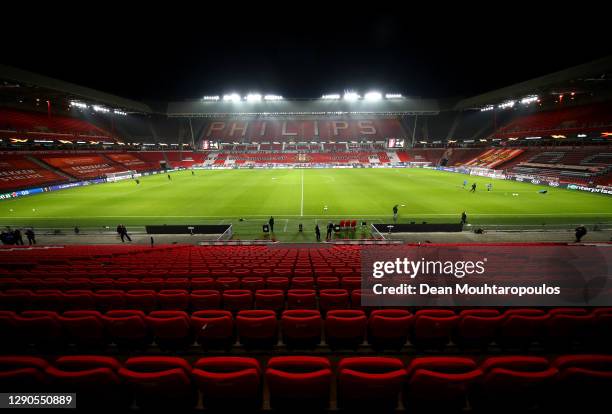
5,266 -> 361,278
1,355 -> 611,411
2,308 -> 611,351
0,309 -> 368,350
0,276 -> 362,291
0,288 -> 363,312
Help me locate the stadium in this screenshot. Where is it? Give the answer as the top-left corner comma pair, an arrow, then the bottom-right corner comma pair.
1,15 -> 612,412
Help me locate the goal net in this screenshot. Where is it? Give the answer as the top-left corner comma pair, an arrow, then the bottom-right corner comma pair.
106,170 -> 138,182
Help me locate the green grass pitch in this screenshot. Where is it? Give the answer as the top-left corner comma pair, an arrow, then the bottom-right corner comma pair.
1,168 -> 611,240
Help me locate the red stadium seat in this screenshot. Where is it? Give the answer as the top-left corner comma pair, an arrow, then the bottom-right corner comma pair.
319,289 -> 350,313
192,357 -> 262,409
266,356 -> 332,409
190,310 -> 234,349
115,278 -> 139,291
254,289 -> 285,312
0,290 -> 31,312
325,309 -> 367,349
316,276 -> 340,290
412,309 -> 459,350
124,290 -> 157,313
216,277 -> 240,291
15,311 -> 63,348
266,277 -> 290,291
190,290 -> 222,311
164,277 -> 190,290
119,356 -> 196,409
145,311 -> 192,349
157,289 -> 189,310
593,308 -> 612,346
475,356 -> 558,411
62,290 -> 96,311
454,309 -> 503,349
46,356 -> 127,408
340,276 -> 361,291
93,290 -> 126,312
59,310 -> 107,348
91,279 -> 115,290
553,354 -> 612,410
104,310 -> 150,348
191,277 -> 215,290
368,309 -> 413,350
544,308 -> 593,348
497,309 -> 548,349
222,289 -> 253,312
404,357 -> 482,411
291,277 -> 315,290
241,277 -> 265,291
65,278 -> 92,290
0,356 -> 49,392
236,310 -> 278,348
287,289 -> 317,310
337,357 -> 405,409
30,290 -> 62,311
141,277 -> 164,291
281,309 -> 322,348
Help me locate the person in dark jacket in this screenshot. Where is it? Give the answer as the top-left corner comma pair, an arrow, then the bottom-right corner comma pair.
269,217 -> 275,233
461,211 -> 467,225
14,228 -> 24,245
25,228 -> 36,245
575,225 -> 587,242
315,224 -> 321,242
326,222 -> 334,241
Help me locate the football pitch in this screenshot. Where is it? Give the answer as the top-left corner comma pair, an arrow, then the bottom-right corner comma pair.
1,168 -> 611,240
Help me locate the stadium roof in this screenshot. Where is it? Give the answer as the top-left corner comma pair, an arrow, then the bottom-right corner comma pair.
0,64 -> 152,114
454,56 -> 612,110
166,97 -> 440,117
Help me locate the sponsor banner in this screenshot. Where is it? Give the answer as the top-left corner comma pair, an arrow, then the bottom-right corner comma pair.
361,244 -> 612,307
204,118 -> 405,140
566,184 -> 612,195
0,179 -> 106,200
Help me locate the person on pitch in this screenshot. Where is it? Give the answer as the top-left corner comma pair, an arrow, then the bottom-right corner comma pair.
269,216 -> 275,233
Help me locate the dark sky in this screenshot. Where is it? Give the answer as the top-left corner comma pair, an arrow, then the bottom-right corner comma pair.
2,7 -> 611,102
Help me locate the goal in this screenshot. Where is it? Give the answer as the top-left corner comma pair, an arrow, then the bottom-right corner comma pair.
106,170 -> 138,182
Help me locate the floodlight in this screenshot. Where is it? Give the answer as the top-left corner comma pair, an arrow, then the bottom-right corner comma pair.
520,95 -> 538,105
202,96 -> 220,101
364,92 -> 382,101
343,92 -> 360,101
385,93 -> 403,99
223,93 -> 241,102
70,101 -> 87,109
264,95 -> 283,101
246,94 -> 262,102
322,94 -> 341,100
92,105 -> 110,113
497,100 -> 515,109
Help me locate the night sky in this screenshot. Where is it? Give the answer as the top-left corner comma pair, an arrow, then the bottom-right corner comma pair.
2,7 -> 611,102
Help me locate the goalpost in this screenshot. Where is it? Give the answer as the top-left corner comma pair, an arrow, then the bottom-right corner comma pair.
370,223 -> 387,240
106,170 -> 138,182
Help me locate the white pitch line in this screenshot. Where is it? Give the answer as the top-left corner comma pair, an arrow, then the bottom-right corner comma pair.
300,169 -> 304,217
